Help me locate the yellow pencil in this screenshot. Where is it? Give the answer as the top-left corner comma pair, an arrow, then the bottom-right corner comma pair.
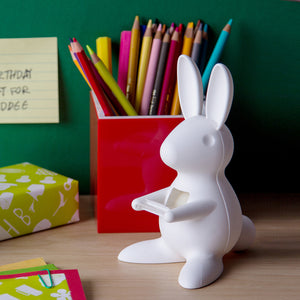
170,22 -> 194,115
86,45 -> 137,116
96,37 -> 112,74
135,19 -> 153,113
126,16 -> 141,105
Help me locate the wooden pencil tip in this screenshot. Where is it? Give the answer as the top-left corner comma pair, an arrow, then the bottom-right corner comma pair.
133,16 -> 140,28
147,19 -> 152,27
72,40 -> 82,53
187,22 -> 194,28
228,19 -> 233,26
86,45 -> 94,56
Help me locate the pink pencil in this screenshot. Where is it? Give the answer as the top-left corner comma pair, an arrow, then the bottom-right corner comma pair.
157,27 -> 180,115
140,24 -> 163,115
118,31 -> 131,94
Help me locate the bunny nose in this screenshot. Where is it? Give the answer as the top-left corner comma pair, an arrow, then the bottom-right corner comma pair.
202,134 -> 216,147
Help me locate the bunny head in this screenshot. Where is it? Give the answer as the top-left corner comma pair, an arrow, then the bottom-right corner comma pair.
160,55 -> 234,175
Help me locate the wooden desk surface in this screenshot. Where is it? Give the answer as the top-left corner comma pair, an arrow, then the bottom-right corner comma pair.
1,194 -> 300,299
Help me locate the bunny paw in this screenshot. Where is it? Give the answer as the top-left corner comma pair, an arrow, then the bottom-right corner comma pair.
118,237 -> 184,263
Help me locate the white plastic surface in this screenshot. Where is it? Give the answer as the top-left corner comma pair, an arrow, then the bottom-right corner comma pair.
118,55 -> 256,289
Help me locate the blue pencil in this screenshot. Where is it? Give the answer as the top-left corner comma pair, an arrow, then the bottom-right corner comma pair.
202,19 -> 232,93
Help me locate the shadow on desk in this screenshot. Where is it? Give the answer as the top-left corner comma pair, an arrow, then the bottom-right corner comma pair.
79,195 -> 96,222
222,193 -> 300,286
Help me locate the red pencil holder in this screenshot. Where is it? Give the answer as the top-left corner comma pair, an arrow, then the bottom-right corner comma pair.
90,92 -> 183,232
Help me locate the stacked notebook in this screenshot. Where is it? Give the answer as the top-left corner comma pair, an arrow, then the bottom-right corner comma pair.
0,258 -> 86,299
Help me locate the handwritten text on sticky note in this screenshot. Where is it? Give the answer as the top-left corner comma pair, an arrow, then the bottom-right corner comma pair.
0,37 -> 59,123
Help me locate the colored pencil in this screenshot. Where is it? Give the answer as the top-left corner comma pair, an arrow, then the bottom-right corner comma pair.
182,22 -> 194,54
178,23 -> 184,46
152,19 -> 158,33
157,27 -> 181,115
199,23 -> 208,74
140,23 -> 163,115
118,31 -> 131,94
68,45 -> 91,89
96,37 -> 112,74
148,28 -> 171,115
71,39 -> 115,116
169,23 -> 175,35
86,45 -> 137,116
194,19 -> 201,35
135,19 -> 153,113
202,19 -> 232,92
191,22 -> 203,68
170,22 -> 194,115
126,16 -> 141,104
89,61 -> 119,116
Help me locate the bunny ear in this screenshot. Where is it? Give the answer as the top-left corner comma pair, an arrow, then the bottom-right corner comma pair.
205,63 -> 234,130
177,55 -> 203,119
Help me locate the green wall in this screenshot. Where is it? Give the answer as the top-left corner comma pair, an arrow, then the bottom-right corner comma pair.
0,0 -> 299,194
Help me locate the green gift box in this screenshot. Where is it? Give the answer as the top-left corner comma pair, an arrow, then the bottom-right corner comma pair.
0,162 -> 79,241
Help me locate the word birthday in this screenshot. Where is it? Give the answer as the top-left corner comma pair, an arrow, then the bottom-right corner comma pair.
0,69 -> 32,80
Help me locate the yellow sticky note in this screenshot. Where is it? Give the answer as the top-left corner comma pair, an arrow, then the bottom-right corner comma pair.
0,257 -> 47,272
0,37 -> 59,123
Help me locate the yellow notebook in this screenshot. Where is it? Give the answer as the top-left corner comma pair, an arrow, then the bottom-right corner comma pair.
0,257 -> 46,272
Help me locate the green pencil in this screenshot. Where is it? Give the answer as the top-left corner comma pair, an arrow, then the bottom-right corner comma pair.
86,45 -> 137,116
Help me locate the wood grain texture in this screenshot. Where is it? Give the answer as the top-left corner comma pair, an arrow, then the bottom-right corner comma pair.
1,194 -> 299,299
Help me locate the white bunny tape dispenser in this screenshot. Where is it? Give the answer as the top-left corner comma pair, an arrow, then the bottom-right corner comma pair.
118,55 -> 256,289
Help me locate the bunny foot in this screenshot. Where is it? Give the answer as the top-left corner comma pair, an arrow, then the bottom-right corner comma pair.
118,237 -> 184,264
178,254 -> 223,289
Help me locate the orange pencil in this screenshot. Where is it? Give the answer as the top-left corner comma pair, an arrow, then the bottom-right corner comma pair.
170,22 -> 194,115
126,16 -> 141,105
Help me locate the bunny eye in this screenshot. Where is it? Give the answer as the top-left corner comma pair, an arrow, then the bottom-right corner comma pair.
202,134 -> 215,147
